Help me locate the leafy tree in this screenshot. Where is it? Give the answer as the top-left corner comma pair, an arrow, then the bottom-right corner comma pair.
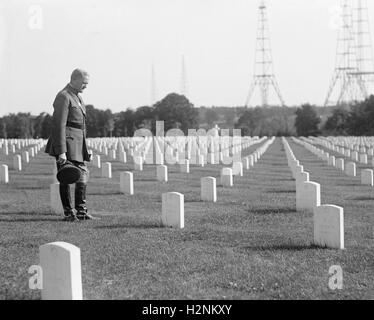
347,95 -> 374,135
323,108 -> 350,135
294,104 -> 321,136
153,93 -> 198,133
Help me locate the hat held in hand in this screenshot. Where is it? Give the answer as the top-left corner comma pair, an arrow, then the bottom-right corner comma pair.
56,161 -> 82,184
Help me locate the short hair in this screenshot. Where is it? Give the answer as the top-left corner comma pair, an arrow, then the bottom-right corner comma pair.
70,69 -> 89,81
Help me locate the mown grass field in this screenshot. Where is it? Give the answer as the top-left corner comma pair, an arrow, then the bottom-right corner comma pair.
0,137 -> 373,300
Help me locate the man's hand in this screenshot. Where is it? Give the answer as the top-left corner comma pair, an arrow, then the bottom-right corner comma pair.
57,153 -> 67,165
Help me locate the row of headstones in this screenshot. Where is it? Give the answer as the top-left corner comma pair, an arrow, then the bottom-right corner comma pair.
88,136 -> 267,167
322,136 -> 374,152
296,138 -> 374,187
283,138 -> 344,250
89,135 -> 268,173
0,143 -> 45,183
159,137 -> 276,228
317,135 -> 374,149
0,138 -> 44,151
100,137 -> 275,190
306,136 -> 374,166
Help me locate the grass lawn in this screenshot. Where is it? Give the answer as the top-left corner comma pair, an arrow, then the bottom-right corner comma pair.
0,137 -> 373,300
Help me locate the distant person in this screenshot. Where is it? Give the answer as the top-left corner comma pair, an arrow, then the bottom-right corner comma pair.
45,68 -> 95,221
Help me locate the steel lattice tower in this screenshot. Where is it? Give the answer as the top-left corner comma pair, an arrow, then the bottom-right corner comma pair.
352,0 -> 374,97
325,0 -> 374,106
245,0 -> 285,108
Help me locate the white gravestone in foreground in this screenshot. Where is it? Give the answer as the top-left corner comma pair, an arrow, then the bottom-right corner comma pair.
201,177 -> 217,202
40,242 -> 83,300
314,205 -> 344,249
120,171 -> 134,195
161,192 -> 184,229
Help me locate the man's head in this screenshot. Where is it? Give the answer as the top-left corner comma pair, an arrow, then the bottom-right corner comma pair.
69,68 -> 89,93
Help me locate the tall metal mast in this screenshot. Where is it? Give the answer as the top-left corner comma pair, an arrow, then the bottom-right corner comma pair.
245,0 -> 285,107
325,0 -> 374,106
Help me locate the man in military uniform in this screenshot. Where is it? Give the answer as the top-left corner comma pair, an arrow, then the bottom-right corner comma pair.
45,69 -> 94,221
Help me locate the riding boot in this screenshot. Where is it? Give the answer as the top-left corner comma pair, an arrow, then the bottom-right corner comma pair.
75,183 -> 94,220
59,184 -> 79,221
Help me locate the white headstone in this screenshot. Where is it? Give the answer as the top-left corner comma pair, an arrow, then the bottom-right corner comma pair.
157,165 -> 168,182
201,177 -> 217,202
50,183 -> 64,215
22,151 -> 30,163
351,151 -> 358,162
208,153 -> 215,165
232,161 -> 243,176
13,155 -> 22,171
336,158 -> 344,171
0,164 -> 9,183
180,160 -> 190,173
243,157 -> 250,170
359,154 -> 368,164
134,156 -> 143,171
110,149 -> 116,160
198,155 -> 205,167
328,155 -> 336,166
102,162 -> 112,178
345,162 -> 356,177
119,151 -> 127,163
248,155 -> 254,167
93,155 -> 101,168
296,181 -> 321,213
39,242 -> 83,300
221,168 -> 233,187
161,192 -> 184,229
314,205 -> 344,249
361,169 -> 374,186
120,171 -> 134,195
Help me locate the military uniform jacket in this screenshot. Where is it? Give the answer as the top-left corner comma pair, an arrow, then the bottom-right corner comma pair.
45,84 -> 90,163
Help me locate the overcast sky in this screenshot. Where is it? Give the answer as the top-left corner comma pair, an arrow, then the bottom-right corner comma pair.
1,0 -> 374,116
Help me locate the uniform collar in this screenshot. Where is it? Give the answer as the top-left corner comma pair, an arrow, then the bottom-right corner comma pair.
66,83 -> 80,96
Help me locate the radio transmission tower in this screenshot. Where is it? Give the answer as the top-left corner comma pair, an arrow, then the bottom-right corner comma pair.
325,0 -> 374,106
245,0 -> 285,108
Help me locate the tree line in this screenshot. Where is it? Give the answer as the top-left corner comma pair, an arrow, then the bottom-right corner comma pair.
1,93 -> 373,139
0,93 -> 198,139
